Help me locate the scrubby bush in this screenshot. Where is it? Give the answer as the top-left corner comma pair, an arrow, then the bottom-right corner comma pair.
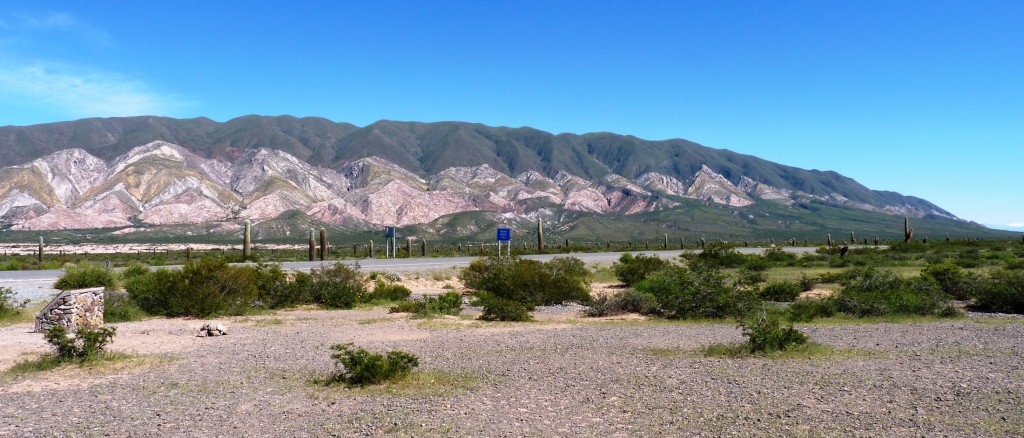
785,298 -> 838,322
389,292 -> 463,317
762,246 -> 798,266
460,256 -> 591,309
366,281 -> 412,302
102,290 -> 148,323
584,289 -> 659,317
1,286 -> 29,319
324,343 -> 419,386
833,267 -> 951,317
53,264 -> 116,290
634,264 -> 759,319
612,253 -> 671,286
479,296 -> 532,321
126,259 -> 267,317
307,263 -> 367,309
120,264 -> 150,281
734,268 -> 767,288
921,262 -> 978,300
740,311 -> 807,353
759,280 -> 803,302
44,325 -> 116,361
798,274 -> 816,292
691,242 -> 747,268
972,268 -> 1024,314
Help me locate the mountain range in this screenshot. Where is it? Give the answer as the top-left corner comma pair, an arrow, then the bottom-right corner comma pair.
0,115 -> 997,241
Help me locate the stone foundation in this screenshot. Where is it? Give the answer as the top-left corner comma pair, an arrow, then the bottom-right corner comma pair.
35,287 -> 105,333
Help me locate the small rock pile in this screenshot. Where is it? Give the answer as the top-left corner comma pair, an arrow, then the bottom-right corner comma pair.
197,323 -> 228,337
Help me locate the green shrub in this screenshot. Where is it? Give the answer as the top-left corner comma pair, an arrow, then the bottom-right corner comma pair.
479,296 -> 532,321
44,325 -> 117,361
759,281 -> 802,302
390,292 -> 462,317
612,253 -> 671,286
126,259 -> 266,317
584,289 -> 659,317
53,264 -> 116,290
460,256 -> 591,308
324,343 -> 419,386
366,281 -> 412,302
693,242 -> 747,268
102,290 -> 149,323
634,264 -> 759,319
921,262 -> 978,300
120,264 -> 150,281
1,286 -> 28,318
798,274 -> 816,292
735,268 -> 767,287
762,246 -> 797,266
740,311 -> 808,353
308,263 -> 367,309
785,298 -> 838,322
743,256 -> 771,272
833,267 -> 951,317
972,269 -> 1024,314
1006,259 -> 1024,270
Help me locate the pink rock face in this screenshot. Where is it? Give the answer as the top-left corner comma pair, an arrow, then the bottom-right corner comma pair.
0,142 -> 939,231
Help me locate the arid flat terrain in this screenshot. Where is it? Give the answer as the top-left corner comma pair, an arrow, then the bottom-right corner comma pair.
2,287 -> 1023,437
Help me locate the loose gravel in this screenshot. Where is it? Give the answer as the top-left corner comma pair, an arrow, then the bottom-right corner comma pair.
2,307 -> 1022,437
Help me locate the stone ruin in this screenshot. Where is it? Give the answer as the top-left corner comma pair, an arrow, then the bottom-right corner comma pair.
35,287 -> 105,333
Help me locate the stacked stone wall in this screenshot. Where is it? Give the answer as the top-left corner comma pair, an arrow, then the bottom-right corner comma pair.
35,287 -> 105,333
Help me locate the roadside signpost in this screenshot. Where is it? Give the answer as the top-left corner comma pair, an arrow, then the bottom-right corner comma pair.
496,227 -> 511,258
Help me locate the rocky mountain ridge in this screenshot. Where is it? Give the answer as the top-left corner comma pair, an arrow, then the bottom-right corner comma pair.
0,141 -> 956,231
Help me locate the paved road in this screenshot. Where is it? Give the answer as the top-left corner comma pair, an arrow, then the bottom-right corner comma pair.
1,247 -> 822,301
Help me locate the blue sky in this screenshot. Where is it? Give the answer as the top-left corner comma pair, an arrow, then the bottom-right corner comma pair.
0,1 -> 1021,230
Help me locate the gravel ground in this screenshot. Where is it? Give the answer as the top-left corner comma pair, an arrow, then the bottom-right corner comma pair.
1,307 -> 1023,437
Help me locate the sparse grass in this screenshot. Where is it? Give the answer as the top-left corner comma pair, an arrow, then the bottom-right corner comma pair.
352,299 -> 408,310
0,301 -> 45,327
357,316 -> 403,325
701,342 -> 873,359
311,370 -> 479,398
3,352 -> 170,378
802,314 -> 968,326
588,263 -> 619,283
237,317 -> 286,327
642,347 -> 689,358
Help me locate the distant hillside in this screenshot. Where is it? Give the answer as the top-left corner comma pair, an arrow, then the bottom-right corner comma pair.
0,115 -> 951,218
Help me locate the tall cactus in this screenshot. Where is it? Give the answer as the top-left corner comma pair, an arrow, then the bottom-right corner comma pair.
319,227 -> 328,261
663,234 -> 668,250
242,220 -> 252,259
850,231 -> 855,245
537,220 -> 544,251
38,236 -> 43,263
307,229 -> 315,261
904,217 -> 914,243
827,234 -> 834,247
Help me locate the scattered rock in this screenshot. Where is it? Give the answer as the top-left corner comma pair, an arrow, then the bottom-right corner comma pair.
198,322 -> 228,337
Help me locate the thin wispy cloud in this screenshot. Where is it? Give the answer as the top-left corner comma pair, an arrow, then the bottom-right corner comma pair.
6,11 -> 110,46
0,63 -> 188,118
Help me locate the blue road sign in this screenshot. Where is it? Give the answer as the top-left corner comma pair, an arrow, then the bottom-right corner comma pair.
496,228 -> 511,242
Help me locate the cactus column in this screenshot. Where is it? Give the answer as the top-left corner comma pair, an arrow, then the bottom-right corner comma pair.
307,229 -> 315,261
850,231 -> 855,245
904,217 -> 914,243
38,236 -> 44,263
242,220 -> 252,259
319,227 -> 328,261
537,220 -> 544,252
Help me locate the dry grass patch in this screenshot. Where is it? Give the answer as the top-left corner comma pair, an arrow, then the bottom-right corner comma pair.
313,370 -> 480,398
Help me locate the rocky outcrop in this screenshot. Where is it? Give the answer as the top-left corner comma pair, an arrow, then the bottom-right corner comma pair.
0,142 -> 959,231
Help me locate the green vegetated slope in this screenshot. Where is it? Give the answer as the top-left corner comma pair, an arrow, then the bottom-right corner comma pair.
0,116 -> 949,216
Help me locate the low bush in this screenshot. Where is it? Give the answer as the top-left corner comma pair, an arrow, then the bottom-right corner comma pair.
479,296 -> 532,321
972,268 -> 1024,314
366,281 -> 412,302
53,264 -> 116,291
612,253 -> 671,286
390,292 -> 463,317
1,286 -> 28,318
833,267 -> 951,317
921,262 -> 978,300
306,263 -> 367,309
759,280 -> 803,302
691,242 -> 747,268
44,325 -> 117,361
798,274 -> 816,292
584,289 -> 659,317
324,343 -> 419,386
102,290 -> 149,323
740,311 -> 808,353
762,246 -> 798,266
127,259 -> 275,317
634,264 -> 759,319
735,268 -> 767,287
785,298 -> 838,322
460,256 -> 591,309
